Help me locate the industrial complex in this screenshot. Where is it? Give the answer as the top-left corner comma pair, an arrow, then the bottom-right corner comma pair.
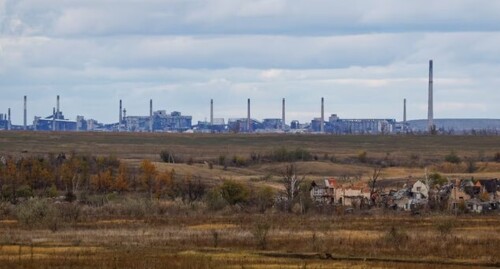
1,60 -> 499,134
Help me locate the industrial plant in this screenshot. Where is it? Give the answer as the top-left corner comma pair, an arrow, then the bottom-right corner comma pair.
1,60 -> 499,135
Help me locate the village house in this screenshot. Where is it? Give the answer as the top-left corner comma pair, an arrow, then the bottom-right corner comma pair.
310,178 -> 337,204
335,186 -> 371,208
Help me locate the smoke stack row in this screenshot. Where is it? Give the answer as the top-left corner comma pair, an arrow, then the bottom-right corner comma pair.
210,99 -> 214,126
403,98 -> 407,124
7,108 -> 11,131
428,60 -> 434,132
282,98 -> 285,130
320,97 -> 324,133
23,96 -> 27,130
149,99 -> 153,132
247,98 -> 251,132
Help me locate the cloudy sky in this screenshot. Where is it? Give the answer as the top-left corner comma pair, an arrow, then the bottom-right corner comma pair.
1,0 -> 500,125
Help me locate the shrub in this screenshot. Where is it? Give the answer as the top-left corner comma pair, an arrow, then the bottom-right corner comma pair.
357,151 -> 368,163
251,222 -> 271,250
16,199 -> 60,230
160,150 -> 177,163
383,227 -> 408,250
494,152 -> 500,162
218,155 -> 226,166
444,151 -> 461,164
220,180 -> 249,205
231,156 -> 247,167
436,219 -> 454,238
429,172 -> 447,186
466,158 -> 477,173
251,186 -> 275,213
205,188 -> 227,211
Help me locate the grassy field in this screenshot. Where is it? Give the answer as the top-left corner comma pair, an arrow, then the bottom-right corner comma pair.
2,131 -> 500,184
0,132 -> 499,268
1,131 -> 499,160
0,214 -> 499,269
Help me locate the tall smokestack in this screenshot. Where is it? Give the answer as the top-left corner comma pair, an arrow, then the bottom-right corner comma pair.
403,98 -> 407,124
428,60 -> 434,133
7,108 -> 11,131
149,99 -> 153,132
119,99 -> 122,124
210,99 -> 214,125
320,97 -> 324,133
56,95 -> 60,116
52,107 -> 56,131
282,98 -> 285,130
119,99 -> 122,132
247,98 -> 251,132
23,96 -> 27,130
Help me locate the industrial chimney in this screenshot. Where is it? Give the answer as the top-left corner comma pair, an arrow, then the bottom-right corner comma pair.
428,60 -> 434,133
247,98 -> 251,132
23,96 -> 27,130
403,98 -> 407,124
320,97 -> 324,133
7,108 -> 11,131
56,95 -> 60,117
210,99 -> 214,126
149,99 -> 153,132
119,99 -> 122,124
52,107 -> 56,131
282,98 -> 285,130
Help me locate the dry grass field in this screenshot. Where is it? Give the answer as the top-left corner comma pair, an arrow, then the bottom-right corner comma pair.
0,132 -> 499,268
1,131 -> 499,160
0,214 -> 499,269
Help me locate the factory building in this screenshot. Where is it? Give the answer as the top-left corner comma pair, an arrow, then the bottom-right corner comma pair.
152,111 -> 192,132
323,114 -> 396,134
261,118 -> 284,130
0,113 -> 9,130
33,110 -> 77,131
195,118 -> 226,133
228,118 -> 262,133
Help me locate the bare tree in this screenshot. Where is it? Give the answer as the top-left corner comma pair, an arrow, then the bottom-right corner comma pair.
282,164 -> 303,211
368,166 -> 382,206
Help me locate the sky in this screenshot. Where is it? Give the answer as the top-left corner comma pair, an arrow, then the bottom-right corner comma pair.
1,0 -> 500,125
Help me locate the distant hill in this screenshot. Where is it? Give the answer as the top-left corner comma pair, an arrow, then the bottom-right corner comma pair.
407,119 -> 500,131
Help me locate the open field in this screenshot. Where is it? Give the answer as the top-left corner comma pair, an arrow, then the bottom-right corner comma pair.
1,132 -> 500,160
0,214 -> 499,269
0,132 -> 499,268
1,131 -> 500,185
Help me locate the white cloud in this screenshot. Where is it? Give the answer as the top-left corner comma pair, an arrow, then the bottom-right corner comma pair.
1,0 -> 500,125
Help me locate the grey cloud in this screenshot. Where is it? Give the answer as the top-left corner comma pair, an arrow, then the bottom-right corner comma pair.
3,0 -> 500,37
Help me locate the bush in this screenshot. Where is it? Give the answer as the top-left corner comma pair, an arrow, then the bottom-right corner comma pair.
429,172 -> 447,186
444,151 -> 461,164
205,188 -> 227,211
466,158 -> 477,173
231,156 -> 247,167
251,186 -> 275,213
436,219 -> 454,238
251,222 -> 271,250
494,152 -> 500,162
220,180 -> 249,205
270,147 -> 312,162
357,151 -> 368,163
160,150 -> 178,163
383,227 -> 408,250
119,198 -> 155,218
16,199 -> 60,231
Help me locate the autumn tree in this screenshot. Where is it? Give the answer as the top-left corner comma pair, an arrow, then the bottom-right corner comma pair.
140,159 -> 157,198
91,169 -> 114,193
2,158 -> 20,202
154,168 -> 173,199
113,163 -> 130,193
